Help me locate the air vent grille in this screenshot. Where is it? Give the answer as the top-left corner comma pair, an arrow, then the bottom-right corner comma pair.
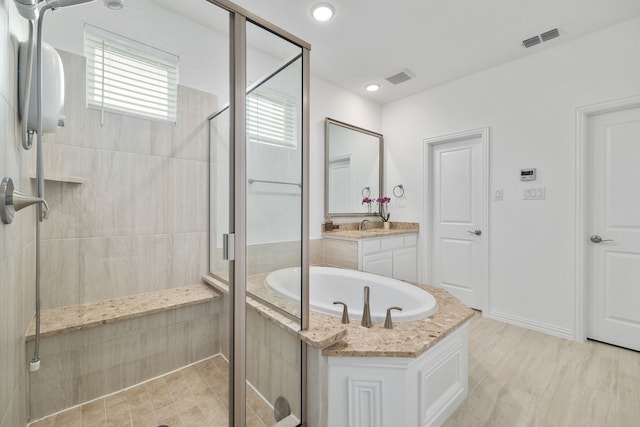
522,28 -> 560,48
385,69 -> 415,85
522,35 -> 541,48
540,28 -> 560,42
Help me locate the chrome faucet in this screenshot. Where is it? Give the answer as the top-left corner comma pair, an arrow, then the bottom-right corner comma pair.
359,219 -> 370,231
361,286 -> 372,328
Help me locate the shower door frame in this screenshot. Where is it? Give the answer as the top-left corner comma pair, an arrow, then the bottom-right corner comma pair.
207,1 -> 311,425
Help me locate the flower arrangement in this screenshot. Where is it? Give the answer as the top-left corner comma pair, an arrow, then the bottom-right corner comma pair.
377,196 -> 391,222
362,197 -> 373,213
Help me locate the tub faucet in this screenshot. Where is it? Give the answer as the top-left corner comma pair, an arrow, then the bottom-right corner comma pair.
361,286 -> 372,328
359,219 -> 370,231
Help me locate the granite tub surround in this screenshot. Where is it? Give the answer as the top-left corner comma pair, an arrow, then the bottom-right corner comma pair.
323,283 -> 474,357
203,274 -> 347,349
26,284 -> 220,340
203,272 -> 473,357
322,221 -> 419,239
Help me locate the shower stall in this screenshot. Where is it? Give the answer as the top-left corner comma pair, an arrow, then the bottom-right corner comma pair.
3,0 -> 310,425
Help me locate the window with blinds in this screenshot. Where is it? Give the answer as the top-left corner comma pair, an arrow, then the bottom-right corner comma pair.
247,87 -> 298,149
84,25 -> 179,123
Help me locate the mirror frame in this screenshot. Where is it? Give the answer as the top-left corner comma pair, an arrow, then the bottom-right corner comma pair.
324,117 -> 384,218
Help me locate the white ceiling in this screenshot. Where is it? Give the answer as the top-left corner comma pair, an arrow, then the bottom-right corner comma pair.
152,0 -> 640,105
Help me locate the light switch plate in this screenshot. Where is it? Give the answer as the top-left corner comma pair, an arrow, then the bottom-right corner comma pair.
494,188 -> 503,201
523,186 -> 545,200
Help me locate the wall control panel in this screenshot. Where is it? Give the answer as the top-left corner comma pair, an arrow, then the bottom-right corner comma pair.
520,168 -> 536,181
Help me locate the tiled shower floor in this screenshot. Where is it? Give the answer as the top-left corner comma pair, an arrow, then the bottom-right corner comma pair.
29,355 -> 275,427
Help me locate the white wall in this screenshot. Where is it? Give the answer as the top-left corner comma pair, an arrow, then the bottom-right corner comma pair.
382,16 -> 640,338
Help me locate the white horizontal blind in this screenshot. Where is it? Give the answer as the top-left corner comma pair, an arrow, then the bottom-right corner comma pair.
247,87 -> 297,148
84,25 -> 179,123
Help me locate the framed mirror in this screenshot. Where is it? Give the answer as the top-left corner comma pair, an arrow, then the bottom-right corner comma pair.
325,118 -> 383,217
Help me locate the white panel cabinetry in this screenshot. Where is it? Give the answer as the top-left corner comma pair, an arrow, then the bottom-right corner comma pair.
358,233 -> 417,280
326,323 -> 469,427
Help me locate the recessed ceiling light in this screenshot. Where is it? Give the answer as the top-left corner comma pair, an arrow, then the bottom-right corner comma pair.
311,3 -> 334,22
365,83 -> 380,92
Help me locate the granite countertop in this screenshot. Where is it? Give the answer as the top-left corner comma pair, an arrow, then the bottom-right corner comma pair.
204,272 -> 473,358
322,221 -> 419,240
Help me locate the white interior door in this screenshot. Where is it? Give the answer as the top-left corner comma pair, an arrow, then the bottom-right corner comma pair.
429,131 -> 487,310
587,105 -> 640,351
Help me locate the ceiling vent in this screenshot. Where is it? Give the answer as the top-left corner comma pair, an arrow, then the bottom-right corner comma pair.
522,28 -> 560,48
540,28 -> 560,42
385,68 -> 415,85
522,35 -> 541,48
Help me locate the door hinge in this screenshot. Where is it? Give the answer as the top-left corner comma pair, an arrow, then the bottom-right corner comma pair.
223,233 -> 235,261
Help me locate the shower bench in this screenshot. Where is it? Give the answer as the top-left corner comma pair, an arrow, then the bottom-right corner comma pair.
25,284 -> 220,340
25,284 -> 222,421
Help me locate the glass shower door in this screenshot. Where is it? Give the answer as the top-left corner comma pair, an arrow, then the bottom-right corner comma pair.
209,5 -> 310,425
244,21 -> 304,425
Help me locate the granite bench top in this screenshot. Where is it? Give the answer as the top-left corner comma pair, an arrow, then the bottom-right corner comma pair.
26,284 -> 220,341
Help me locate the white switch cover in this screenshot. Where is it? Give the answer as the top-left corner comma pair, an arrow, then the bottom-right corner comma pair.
494,188 -> 503,201
523,186 -> 545,200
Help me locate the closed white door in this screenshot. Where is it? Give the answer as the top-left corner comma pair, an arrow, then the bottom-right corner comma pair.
430,133 -> 486,309
587,105 -> 640,351
328,157 -> 351,213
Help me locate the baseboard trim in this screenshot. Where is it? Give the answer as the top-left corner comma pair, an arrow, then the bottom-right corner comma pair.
486,310 -> 575,340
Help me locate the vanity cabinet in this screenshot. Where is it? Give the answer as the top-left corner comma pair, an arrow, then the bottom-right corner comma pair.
358,233 -> 417,281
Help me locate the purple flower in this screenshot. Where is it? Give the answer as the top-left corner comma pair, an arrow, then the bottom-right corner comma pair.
377,196 -> 391,222
362,197 -> 373,204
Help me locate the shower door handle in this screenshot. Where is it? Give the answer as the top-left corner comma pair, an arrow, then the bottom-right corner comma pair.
222,233 -> 235,261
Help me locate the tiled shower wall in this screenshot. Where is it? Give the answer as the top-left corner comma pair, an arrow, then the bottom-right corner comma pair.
39,50 -> 217,309
0,2 -> 35,426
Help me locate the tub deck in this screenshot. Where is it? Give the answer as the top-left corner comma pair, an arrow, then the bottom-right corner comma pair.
205,271 -> 474,358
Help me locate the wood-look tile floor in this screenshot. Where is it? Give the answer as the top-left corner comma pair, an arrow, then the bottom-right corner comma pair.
444,311 -> 640,427
29,312 -> 640,427
28,355 -> 274,427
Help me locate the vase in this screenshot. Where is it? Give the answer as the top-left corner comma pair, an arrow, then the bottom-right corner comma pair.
383,222 -> 390,230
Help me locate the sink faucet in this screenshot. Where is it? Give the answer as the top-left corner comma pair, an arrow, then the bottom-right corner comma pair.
361,286 -> 372,327
359,219 -> 370,231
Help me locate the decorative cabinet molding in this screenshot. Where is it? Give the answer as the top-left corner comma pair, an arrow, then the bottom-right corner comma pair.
326,323 -> 469,427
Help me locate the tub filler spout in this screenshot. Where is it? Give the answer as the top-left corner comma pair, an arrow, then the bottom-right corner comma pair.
361,286 -> 372,328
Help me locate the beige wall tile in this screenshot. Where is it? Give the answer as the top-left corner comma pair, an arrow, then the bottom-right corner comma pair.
322,238 -> 357,269
40,238 -> 79,309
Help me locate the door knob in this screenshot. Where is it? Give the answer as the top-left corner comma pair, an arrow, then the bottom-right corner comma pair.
467,229 -> 482,236
590,235 -> 613,244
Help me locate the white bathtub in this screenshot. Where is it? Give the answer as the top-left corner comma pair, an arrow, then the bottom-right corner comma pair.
265,266 -> 437,322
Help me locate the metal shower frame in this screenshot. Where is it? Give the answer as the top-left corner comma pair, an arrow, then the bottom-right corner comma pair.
206,1 -> 311,425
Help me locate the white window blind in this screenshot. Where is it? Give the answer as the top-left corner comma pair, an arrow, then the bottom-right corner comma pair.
84,25 -> 179,123
247,88 -> 297,149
